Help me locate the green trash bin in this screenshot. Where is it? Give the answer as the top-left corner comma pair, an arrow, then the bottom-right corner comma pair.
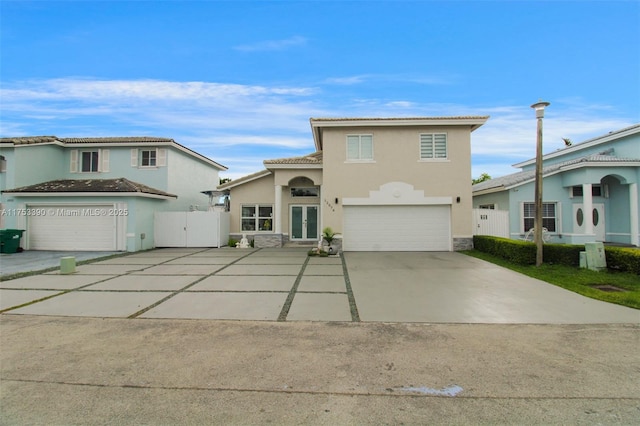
0,229 -> 25,254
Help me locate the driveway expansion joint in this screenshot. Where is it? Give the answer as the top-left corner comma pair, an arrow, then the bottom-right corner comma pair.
127,249 -> 262,319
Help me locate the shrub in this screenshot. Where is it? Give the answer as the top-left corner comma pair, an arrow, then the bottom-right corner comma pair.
473,235 -> 640,274
473,235 -> 535,265
605,247 -> 640,275
228,238 -> 238,248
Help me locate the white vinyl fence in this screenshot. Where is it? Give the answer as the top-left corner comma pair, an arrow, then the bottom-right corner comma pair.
154,211 -> 230,248
472,209 -> 510,238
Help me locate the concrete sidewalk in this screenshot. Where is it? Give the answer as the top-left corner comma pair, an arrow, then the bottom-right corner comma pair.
1,316 -> 639,424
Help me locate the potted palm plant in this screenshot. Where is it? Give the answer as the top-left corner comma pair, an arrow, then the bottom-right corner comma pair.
322,227 -> 337,254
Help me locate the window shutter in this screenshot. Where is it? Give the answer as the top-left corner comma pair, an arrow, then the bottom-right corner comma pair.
434,134 -> 447,158
70,150 -> 78,173
346,136 -> 359,160
420,134 -> 433,159
157,148 -> 167,167
100,149 -> 110,172
360,135 -> 373,160
131,149 -> 138,167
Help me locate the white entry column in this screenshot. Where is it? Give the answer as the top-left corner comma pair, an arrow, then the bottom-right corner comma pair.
274,185 -> 282,234
630,183 -> 639,246
583,183 -> 594,236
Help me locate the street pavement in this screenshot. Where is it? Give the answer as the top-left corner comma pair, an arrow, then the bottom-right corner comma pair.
1,247 -> 638,424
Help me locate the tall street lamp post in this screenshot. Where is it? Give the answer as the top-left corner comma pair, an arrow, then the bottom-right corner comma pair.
531,100 -> 550,267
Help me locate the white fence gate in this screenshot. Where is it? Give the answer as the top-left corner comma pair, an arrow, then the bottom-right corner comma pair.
473,209 -> 510,238
154,211 -> 230,248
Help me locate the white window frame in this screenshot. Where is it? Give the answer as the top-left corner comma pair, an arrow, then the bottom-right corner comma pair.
346,134 -> 374,162
419,133 -> 448,160
241,204 -> 273,232
290,187 -> 319,197
522,202 -> 557,233
141,149 -> 157,167
131,148 -> 166,168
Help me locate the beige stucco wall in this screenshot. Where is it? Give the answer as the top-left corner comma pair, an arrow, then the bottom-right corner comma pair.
227,173 -> 275,233
228,170 -> 323,237
320,125 -> 473,238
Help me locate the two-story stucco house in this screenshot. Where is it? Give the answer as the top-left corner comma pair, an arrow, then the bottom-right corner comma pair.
219,116 -> 489,251
472,124 -> 640,246
0,136 -> 226,251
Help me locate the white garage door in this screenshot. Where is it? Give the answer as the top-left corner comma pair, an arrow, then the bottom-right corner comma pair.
28,205 -> 116,251
343,205 -> 451,251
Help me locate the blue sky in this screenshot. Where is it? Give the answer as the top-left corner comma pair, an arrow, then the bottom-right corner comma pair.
1,0 -> 639,181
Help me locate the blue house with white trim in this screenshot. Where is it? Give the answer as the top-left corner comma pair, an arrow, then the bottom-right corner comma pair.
472,124 -> 640,247
0,136 -> 226,252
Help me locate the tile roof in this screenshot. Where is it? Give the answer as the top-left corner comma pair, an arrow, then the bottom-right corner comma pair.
473,151 -> 640,193
0,136 -> 60,145
217,169 -> 272,190
62,136 -> 175,144
0,136 -> 177,145
2,178 -> 177,198
263,151 -> 323,165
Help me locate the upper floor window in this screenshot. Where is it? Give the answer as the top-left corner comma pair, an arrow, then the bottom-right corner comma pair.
141,150 -> 157,167
70,149 -> 109,173
81,151 -> 100,172
420,133 -> 447,160
346,135 -> 373,161
0,155 -> 6,173
131,148 -> 166,168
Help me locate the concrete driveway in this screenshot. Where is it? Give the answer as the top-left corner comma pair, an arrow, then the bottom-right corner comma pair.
0,248 -> 638,323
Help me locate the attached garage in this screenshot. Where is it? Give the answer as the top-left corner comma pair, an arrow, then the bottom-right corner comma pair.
341,182 -> 453,252
27,204 -> 118,251
4,178 -> 177,252
343,205 -> 451,251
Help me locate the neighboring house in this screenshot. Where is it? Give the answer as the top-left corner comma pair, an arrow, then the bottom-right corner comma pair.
472,124 -> 640,247
0,136 -> 226,251
218,116 -> 489,251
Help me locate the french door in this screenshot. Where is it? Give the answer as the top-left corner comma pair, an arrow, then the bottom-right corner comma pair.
290,205 -> 319,241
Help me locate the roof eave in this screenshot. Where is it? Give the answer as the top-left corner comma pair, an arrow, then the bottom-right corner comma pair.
264,163 -> 323,170
513,124 -> 640,169
2,191 -> 177,199
217,170 -> 272,190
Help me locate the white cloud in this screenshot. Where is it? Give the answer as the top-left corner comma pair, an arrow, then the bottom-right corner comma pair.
1,78 -> 634,181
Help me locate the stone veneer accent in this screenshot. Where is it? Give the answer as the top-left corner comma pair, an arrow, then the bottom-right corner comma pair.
253,233 -> 285,248
453,237 -> 473,251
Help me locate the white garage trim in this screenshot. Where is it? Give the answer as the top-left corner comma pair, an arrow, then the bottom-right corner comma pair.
341,182 -> 452,252
342,182 -> 452,206
24,203 -> 125,251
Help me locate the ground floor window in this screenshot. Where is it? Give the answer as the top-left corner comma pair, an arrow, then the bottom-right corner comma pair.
241,204 -> 273,231
523,202 -> 556,232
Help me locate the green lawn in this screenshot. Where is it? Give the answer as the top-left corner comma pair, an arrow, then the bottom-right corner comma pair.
463,250 -> 640,310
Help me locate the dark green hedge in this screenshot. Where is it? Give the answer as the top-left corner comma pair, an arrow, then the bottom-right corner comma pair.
472,235 -> 640,274
605,247 -> 640,275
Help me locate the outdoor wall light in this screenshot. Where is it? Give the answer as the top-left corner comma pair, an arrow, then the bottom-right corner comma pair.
335,197 -> 339,204
456,196 -> 461,203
